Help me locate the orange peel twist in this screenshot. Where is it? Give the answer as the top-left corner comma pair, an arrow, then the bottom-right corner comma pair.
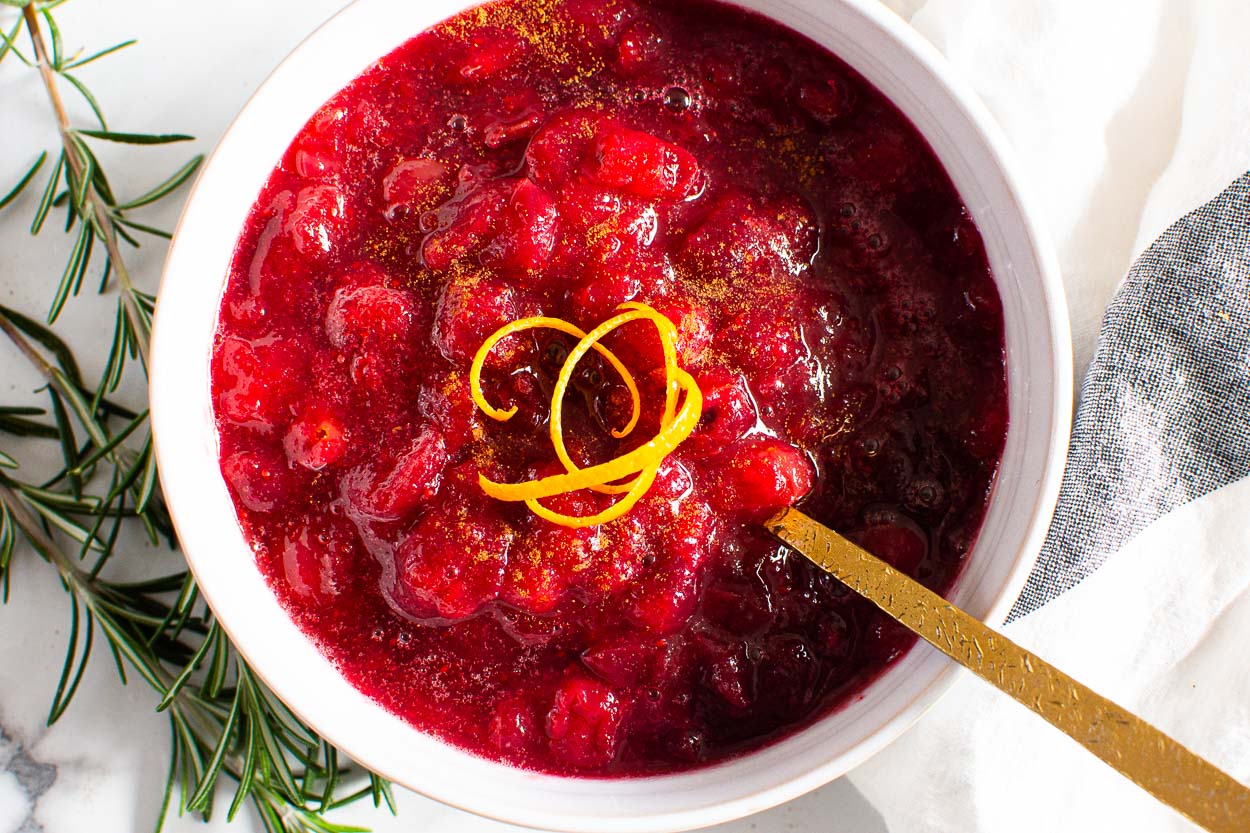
469,302 -> 703,528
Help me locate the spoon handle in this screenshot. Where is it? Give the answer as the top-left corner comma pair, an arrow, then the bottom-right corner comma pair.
767,507 -> 1250,833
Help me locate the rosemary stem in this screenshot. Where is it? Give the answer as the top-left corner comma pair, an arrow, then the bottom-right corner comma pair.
19,8 -> 71,143
0,479 -> 91,585
0,307 -> 112,450
0,309 -> 57,381
22,5 -> 152,370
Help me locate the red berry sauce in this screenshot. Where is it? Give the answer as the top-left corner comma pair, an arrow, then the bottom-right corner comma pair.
211,0 -> 1007,775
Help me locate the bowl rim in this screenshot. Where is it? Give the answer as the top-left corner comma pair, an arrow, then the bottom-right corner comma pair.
150,0 -> 1073,830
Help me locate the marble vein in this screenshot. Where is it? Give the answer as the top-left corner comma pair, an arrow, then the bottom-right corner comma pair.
0,723 -> 57,833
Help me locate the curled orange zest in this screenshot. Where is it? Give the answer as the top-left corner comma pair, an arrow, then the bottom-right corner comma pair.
469,303 -> 703,527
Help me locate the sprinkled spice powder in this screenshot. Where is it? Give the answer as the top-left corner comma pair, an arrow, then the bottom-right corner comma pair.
211,0 -> 1007,775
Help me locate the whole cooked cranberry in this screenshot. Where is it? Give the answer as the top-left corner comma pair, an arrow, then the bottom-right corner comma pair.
449,28 -> 527,84
283,405 -> 348,471
357,426 -> 448,520
701,580 -> 772,634
663,499 -> 714,568
390,506 -> 514,621
619,297 -> 711,372
680,193 -> 814,280
649,458 -> 694,505
325,281 -> 420,353
712,437 -> 815,520
573,194 -> 661,268
625,562 -> 699,634
796,77 -> 844,124
556,183 -> 625,233
280,514 -> 358,602
689,368 -> 756,450
594,124 -> 701,200
285,184 -> 351,258
502,556 -> 567,616
581,633 -> 657,687
853,516 -> 928,574
624,504 -> 711,634
288,105 -> 346,178
417,375 -> 481,455
431,273 -> 521,365
615,19 -> 664,77
582,513 -> 651,596
698,634 -> 753,710
504,497 -> 604,613
420,179 -> 512,271
221,447 -> 297,513
716,308 -> 807,372
479,179 -> 560,274
381,156 -> 450,219
525,110 -> 603,188
561,0 -> 636,47
546,676 -> 624,769
568,268 -> 642,327
772,194 -> 821,267
757,633 -> 820,713
589,246 -> 673,309
214,335 -> 305,431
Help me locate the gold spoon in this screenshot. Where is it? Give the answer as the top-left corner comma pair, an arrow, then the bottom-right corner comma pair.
767,507 -> 1250,833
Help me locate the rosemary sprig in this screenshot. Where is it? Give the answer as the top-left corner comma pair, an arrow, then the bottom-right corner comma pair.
0,3 -> 395,831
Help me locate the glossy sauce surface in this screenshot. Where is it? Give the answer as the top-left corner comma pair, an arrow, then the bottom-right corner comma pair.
211,0 -> 1007,775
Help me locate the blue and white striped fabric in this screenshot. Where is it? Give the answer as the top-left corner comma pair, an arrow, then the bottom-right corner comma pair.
1013,171 -> 1250,619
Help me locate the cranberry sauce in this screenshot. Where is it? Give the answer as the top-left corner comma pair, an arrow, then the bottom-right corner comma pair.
210,0 -> 1007,775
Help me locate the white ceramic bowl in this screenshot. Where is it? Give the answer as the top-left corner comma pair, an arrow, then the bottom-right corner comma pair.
151,1 -> 1072,830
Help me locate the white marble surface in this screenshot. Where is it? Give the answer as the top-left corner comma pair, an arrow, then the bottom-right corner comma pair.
2,1 -> 1248,832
